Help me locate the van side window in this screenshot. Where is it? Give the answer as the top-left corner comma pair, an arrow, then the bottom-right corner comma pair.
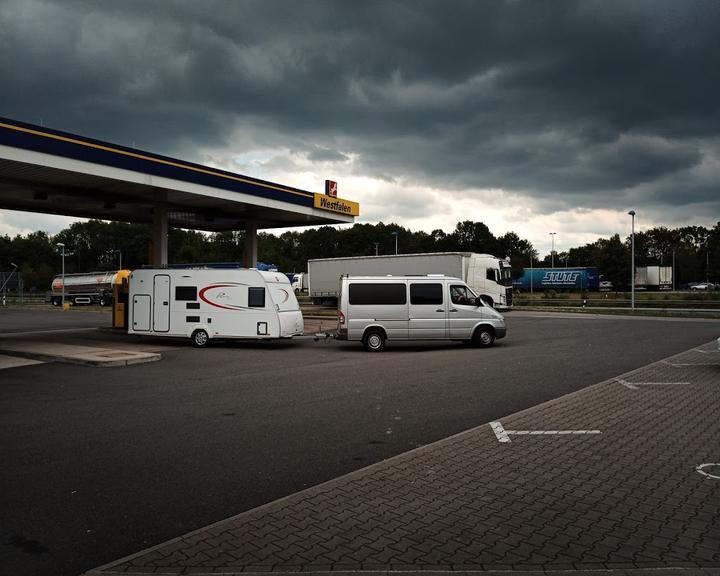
450,285 -> 472,306
410,283 -> 443,305
349,283 -> 406,305
175,286 -> 197,301
248,287 -> 265,307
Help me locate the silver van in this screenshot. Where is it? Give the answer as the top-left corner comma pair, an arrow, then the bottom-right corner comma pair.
336,275 -> 507,351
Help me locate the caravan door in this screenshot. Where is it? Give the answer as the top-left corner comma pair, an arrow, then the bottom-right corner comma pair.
153,274 -> 170,332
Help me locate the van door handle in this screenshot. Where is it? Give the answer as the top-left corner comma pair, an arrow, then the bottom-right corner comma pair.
450,309 -> 458,312
436,309 -> 444,312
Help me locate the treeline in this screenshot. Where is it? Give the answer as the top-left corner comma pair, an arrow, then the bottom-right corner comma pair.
1,219 -> 718,291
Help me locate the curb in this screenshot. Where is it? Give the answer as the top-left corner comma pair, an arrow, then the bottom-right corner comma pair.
0,347 -> 161,367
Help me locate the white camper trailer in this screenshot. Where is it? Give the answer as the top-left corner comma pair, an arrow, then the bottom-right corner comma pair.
128,268 -> 304,346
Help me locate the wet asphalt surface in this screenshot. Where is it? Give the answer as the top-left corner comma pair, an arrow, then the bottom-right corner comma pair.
0,308 -> 717,576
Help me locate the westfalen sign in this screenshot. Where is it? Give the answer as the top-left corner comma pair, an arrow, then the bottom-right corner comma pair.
313,193 -> 360,216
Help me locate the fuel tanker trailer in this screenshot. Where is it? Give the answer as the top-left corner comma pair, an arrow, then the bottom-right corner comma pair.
50,270 -> 130,306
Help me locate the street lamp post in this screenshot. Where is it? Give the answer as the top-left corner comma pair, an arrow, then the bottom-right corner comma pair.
629,211 -> 636,307
57,242 -> 66,309
1,263 -> 19,305
391,231 -> 399,255
706,241 -> 710,286
530,253 -> 533,295
549,232 -> 556,268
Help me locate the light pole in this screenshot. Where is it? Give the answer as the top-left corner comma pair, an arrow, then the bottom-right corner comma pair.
529,253 -> 533,295
113,249 -> 122,270
391,231 -> 399,255
1,263 -> 18,305
57,243 -> 66,309
705,240 -> 710,286
549,232 -> 556,268
373,242 -> 379,256
628,210 -> 635,310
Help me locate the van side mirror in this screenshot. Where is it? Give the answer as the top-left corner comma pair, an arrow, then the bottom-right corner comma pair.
474,297 -> 482,307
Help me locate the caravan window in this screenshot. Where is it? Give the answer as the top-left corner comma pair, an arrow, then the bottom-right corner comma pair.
248,287 -> 265,307
349,283 -> 406,305
175,286 -> 197,301
410,283 -> 443,305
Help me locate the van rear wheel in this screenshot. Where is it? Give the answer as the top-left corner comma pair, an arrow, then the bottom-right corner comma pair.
472,326 -> 495,348
363,329 -> 386,352
191,329 -> 210,348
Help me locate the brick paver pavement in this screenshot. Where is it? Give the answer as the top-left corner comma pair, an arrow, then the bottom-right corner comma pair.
87,341 -> 720,576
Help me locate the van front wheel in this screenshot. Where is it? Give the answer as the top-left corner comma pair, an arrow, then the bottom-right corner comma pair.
472,326 -> 495,348
191,329 -> 210,348
363,329 -> 386,352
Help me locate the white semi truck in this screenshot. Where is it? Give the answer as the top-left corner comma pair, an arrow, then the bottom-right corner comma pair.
308,252 -> 513,310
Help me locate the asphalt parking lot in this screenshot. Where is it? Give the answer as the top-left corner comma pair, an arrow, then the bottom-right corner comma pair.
0,308 -> 718,576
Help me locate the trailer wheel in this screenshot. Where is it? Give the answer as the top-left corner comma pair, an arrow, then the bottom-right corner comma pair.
363,329 -> 386,352
472,325 -> 495,348
191,329 -> 210,348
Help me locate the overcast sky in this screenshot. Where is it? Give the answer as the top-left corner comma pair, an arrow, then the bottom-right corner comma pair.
1,0 -> 719,255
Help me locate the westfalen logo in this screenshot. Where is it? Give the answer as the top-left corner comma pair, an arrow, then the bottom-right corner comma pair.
313,193 -> 359,216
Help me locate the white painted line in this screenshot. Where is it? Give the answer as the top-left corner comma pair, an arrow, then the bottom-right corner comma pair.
664,362 -> 719,367
490,421 -> 510,443
693,348 -> 719,354
490,421 -> 600,443
0,327 -> 98,338
696,463 -> 720,480
617,378 -> 690,389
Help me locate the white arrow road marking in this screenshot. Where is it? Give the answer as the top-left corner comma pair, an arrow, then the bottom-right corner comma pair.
617,378 -> 690,389
490,421 -> 601,443
696,463 -> 720,480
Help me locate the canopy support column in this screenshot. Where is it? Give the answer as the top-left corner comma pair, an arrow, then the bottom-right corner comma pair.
152,193 -> 168,267
243,220 -> 258,268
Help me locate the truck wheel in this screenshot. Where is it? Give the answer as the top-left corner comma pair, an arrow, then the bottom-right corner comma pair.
191,329 -> 210,348
472,326 -> 495,348
363,329 -> 386,352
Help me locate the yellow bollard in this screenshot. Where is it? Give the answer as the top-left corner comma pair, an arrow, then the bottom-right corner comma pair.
63,302 -> 71,311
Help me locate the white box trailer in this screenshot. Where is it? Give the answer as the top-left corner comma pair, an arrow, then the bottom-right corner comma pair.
308,252 -> 513,310
128,268 -> 304,346
634,266 -> 673,291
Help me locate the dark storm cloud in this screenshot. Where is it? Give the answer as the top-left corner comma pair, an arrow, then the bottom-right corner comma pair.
1,0 -> 719,214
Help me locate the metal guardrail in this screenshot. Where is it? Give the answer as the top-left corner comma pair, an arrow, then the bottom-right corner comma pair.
514,298 -> 720,309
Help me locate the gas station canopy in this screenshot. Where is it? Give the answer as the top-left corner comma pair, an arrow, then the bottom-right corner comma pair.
0,117 -> 359,232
